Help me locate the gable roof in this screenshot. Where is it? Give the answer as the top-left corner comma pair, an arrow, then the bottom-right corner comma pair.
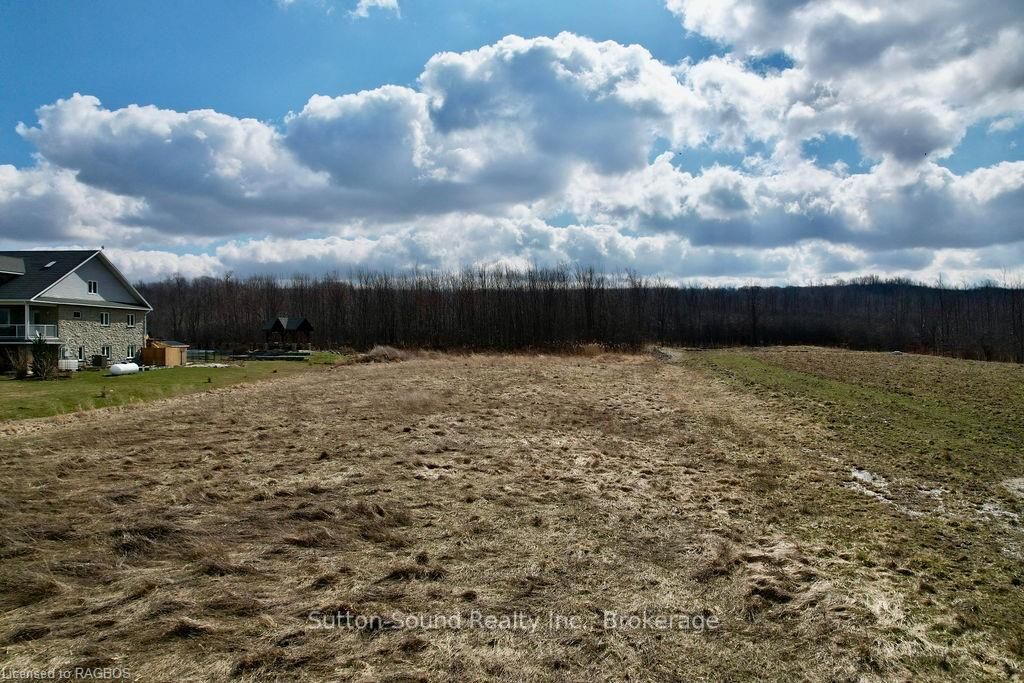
262,316 -> 313,332
0,250 -> 97,300
0,250 -> 152,311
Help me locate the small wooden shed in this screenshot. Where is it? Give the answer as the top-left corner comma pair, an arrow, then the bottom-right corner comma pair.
262,317 -> 313,350
142,338 -> 189,367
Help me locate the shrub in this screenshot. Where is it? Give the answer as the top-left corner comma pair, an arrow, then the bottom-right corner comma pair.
5,347 -> 30,379
576,343 -> 605,357
30,337 -> 59,380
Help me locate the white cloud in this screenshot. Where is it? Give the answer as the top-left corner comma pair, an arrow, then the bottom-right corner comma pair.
103,248 -> 223,280
666,0 -> 1024,164
989,116 -> 1022,133
0,163 -> 147,244
561,153 -> 1024,250
93,231 -> 1024,287
1,15 -> 1022,283
350,0 -> 399,19
282,33 -> 698,213
15,93 -> 333,237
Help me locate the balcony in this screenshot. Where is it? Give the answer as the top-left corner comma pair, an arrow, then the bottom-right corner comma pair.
0,324 -> 59,340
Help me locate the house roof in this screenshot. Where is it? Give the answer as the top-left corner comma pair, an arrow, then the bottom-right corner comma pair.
0,255 -> 26,275
262,316 -> 313,332
0,250 -> 152,310
0,250 -> 98,300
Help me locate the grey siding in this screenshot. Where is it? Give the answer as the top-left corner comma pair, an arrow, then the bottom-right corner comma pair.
44,258 -> 139,305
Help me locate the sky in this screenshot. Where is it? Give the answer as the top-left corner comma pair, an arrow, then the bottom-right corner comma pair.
0,0 -> 1022,284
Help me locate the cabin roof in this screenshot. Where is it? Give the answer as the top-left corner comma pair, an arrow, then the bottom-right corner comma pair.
261,316 -> 313,332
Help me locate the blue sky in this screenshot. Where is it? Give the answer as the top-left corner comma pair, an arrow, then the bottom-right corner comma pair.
0,0 -> 1022,283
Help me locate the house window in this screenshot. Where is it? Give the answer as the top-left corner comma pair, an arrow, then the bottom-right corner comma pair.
127,313 -> 136,328
127,345 -> 136,359
100,312 -> 110,327
101,345 -> 111,359
88,280 -> 98,294
73,311 -> 82,319
61,346 -> 68,359
0,309 -> 8,325
77,346 -> 84,361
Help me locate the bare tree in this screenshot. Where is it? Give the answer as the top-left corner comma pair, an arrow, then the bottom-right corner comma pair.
137,267 -> 1024,363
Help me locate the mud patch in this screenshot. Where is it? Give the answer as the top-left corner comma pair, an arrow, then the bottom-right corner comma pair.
845,468 -> 925,518
1003,478 -> 1024,500
979,501 -> 1020,522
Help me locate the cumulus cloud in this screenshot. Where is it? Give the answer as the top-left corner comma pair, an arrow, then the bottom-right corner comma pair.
558,152 -> 1024,251
422,34 -> 691,172
14,35 -> 696,230
0,163 -> 146,244
95,230 -> 1024,287
15,94 -> 336,237
110,223 -> 806,283
667,0 -> 1024,164
282,34 -> 698,214
103,248 -> 223,280
1,10 -> 1023,284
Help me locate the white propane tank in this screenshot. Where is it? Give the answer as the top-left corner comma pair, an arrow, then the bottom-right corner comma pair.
110,362 -> 140,376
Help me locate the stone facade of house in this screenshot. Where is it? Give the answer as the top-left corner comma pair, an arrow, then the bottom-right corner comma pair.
57,306 -> 146,363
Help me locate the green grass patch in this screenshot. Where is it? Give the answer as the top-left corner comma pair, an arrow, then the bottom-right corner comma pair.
306,351 -> 353,365
679,348 -> 1024,672
0,361 -> 316,421
687,351 -> 1024,490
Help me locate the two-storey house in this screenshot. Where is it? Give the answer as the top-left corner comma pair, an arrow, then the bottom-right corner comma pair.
0,250 -> 152,366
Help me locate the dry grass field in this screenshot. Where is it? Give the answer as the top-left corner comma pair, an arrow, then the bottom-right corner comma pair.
2,349 -> 1023,681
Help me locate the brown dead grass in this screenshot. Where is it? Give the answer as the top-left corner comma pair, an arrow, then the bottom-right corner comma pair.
0,351 -> 1018,680
359,345 -> 408,363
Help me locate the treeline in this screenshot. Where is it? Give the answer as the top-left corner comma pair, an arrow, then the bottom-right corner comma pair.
137,267 -> 1024,363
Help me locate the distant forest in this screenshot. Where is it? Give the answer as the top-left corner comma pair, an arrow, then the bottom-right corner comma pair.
137,267 -> 1024,363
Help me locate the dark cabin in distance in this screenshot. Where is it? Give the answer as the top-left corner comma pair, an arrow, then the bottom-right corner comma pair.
262,316 -> 313,351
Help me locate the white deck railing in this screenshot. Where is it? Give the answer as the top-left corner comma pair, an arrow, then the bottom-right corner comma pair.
0,324 -> 59,339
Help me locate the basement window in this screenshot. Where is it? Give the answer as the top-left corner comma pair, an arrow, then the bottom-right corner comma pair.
88,280 -> 98,294
101,345 -> 111,359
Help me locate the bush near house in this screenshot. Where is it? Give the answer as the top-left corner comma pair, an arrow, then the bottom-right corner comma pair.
4,347 -> 30,379
30,337 -> 59,380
